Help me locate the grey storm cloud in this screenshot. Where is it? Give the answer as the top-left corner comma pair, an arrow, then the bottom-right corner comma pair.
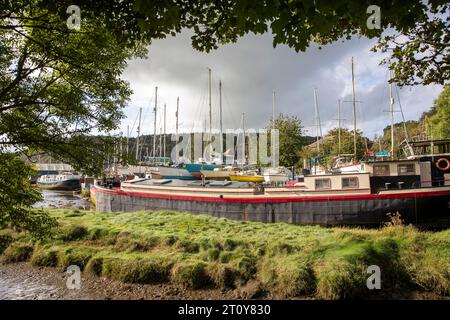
119,30 -> 443,140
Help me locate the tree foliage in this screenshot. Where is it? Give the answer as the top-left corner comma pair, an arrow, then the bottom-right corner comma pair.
373,86 -> 449,157
1,1 -> 448,170
0,153 -> 57,238
131,0 -> 449,86
429,85 -> 450,139
299,128 -> 368,167
321,128 -> 368,159
267,114 -> 305,167
0,1 -> 148,175
0,1 -> 150,236
376,120 -> 422,158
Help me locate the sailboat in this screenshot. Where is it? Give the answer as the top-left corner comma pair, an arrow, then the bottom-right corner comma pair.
262,91 -> 291,183
229,171 -> 265,182
228,113 -> 265,183
263,167 -> 292,183
200,148 -> 241,180
329,58 -> 364,174
145,88 -> 200,180
201,166 -> 241,180
185,68 -> 223,177
147,164 -> 198,180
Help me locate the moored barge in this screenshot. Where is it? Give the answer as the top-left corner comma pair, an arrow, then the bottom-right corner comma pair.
92,156 -> 450,227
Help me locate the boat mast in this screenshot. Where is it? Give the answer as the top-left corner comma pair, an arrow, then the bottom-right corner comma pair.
175,97 -> 179,163
159,127 -> 162,157
388,66 -> 395,160
136,107 -> 142,161
163,103 -> 166,162
351,57 -> 357,160
337,99 -> 342,155
219,80 -> 223,164
126,125 -> 129,157
241,113 -> 245,167
153,86 -> 158,159
208,67 -> 212,138
272,91 -> 276,167
313,88 -> 322,153
430,120 -> 434,162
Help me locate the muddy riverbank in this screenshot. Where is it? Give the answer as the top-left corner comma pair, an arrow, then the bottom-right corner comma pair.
0,261 -> 242,300
1,261 -> 448,300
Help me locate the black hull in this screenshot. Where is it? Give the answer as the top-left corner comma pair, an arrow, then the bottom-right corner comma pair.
93,187 -> 450,228
37,179 -> 81,191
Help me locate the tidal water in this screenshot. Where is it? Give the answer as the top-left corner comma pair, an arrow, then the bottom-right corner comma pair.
0,190 -> 91,300
33,189 -> 91,210
0,270 -> 61,300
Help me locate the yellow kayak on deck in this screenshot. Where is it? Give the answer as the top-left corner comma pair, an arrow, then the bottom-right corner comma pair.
229,174 -> 265,183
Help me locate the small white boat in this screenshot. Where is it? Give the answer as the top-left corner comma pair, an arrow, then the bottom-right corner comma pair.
200,166 -> 241,180
37,172 -> 81,191
331,157 -> 364,173
263,166 -> 292,183
146,166 -> 198,180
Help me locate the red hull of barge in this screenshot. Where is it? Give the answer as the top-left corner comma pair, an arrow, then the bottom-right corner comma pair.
92,185 -> 450,227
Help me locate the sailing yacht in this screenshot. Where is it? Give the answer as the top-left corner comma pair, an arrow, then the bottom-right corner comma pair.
229,170 -> 265,182
261,91 -> 293,183
262,166 -> 292,183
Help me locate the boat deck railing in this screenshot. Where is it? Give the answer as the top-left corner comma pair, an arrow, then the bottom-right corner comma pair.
380,178 -> 450,191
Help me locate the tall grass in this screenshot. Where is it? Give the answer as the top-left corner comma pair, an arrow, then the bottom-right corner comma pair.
1,209 -> 449,299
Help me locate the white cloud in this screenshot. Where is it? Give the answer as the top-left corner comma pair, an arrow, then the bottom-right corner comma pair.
119,30 -> 443,141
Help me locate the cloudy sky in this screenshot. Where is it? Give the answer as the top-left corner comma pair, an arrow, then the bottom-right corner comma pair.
119,30 -> 443,140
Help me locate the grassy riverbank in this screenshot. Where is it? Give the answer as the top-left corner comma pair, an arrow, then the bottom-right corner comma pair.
1,209 -> 449,299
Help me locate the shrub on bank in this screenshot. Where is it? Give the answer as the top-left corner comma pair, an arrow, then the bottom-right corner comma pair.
164,235 -> 178,246
3,242 -> 34,263
0,230 -> 14,254
176,240 -> 200,254
207,263 -> 238,289
31,247 -> 59,267
315,258 -> 367,299
102,256 -> 172,284
171,260 -> 211,289
232,255 -> 258,281
400,235 -> 450,295
86,227 -> 109,241
59,225 -> 88,242
85,256 -> 104,276
409,257 -> 450,295
205,248 -> 221,261
259,256 -> 316,298
58,247 -> 93,271
64,210 -> 85,217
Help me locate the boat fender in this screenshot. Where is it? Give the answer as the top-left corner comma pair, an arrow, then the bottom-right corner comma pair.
435,158 -> 450,171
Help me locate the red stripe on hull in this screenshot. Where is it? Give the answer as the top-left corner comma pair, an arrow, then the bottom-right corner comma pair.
93,186 -> 450,204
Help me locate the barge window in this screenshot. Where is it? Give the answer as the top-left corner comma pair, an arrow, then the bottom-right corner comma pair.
315,178 -> 331,190
373,164 -> 390,176
398,164 -> 415,175
342,177 -> 359,189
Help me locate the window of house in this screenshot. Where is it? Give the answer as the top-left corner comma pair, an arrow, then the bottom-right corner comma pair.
373,164 -> 390,176
315,178 -> 331,190
398,163 -> 415,175
342,177 -> 359,189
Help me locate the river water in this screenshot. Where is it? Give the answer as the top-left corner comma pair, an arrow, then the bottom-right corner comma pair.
1,190 -> 92,300
33,189 -> 91,210
0,268 -> 63,300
